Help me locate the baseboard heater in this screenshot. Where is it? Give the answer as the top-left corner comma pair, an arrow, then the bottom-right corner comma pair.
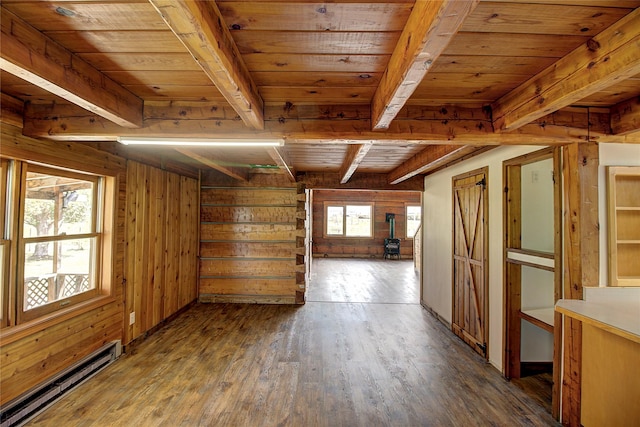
0,340 -> 122,427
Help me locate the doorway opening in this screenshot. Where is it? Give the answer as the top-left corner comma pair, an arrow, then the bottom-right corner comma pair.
307,189 -> 422,304
503,147 -> 562,416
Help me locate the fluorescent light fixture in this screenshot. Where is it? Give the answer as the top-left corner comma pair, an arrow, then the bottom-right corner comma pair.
117,137 -> 284,147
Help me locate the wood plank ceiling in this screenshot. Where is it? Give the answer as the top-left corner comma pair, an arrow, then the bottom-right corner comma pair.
1,0 -> 639,185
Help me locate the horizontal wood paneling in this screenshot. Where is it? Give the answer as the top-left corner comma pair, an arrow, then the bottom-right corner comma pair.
201,187 -> 297,205
200,259 -> 296,276
124,161 -> 199,344
0,125 -> 126,405
199,182 -> 304,304
201,206 -> 297,223
313,189 -> 421,259
201,223 -> 298,241
201,241 -> 296,258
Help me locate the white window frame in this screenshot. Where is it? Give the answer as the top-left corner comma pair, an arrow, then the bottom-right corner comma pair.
406,204 -> 421,239
324,203 -> 374,238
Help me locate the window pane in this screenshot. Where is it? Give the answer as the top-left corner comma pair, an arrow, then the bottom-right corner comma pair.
407,206 -> 421,238
0,160 -> 7,324
345,205 -> 371,237
0,242 -> 5,323
326,206 -> 344,235
24,171 -> 94,238
24,237 -> 96,310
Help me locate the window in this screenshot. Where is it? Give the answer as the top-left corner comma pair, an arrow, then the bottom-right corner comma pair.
326,206 -> 344,235
0,159 -> 9,327
406,205 -> 421,238
325,204 -> 373,237
1,158 -> 113,325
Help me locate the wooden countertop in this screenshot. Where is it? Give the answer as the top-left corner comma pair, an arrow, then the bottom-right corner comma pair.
555,299 -> 640,344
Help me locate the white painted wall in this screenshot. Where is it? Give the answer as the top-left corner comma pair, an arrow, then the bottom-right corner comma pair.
421,143 -> 640,371
521,158 -> 554,253
520,158 -> 555,361
598,143 -> 640,286
422,145 -> 544,371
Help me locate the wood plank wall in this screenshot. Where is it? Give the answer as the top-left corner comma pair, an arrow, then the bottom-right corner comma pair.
198,171 -> 304,304
124,161 -> 199,344
312,189 -> 421,258
0,124 -> 200,404
0,124 -> 127,405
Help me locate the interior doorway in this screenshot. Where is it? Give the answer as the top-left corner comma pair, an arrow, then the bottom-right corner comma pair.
306,188 -> 422,303
310,189 -> 421,259
503,147 -> 562,416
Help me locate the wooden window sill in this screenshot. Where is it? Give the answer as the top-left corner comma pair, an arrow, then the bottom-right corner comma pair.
0,295 -> 116,346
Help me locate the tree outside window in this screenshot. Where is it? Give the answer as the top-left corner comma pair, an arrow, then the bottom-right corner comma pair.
22,167 -> 100,314
1,157 -> 114,326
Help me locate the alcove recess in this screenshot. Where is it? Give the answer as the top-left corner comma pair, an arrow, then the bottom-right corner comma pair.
607,166 -> 640,286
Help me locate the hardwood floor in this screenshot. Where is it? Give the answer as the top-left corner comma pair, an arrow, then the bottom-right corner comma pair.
512,373 -> 554,415
28,260 -> 558,426
307,258 -> 420,304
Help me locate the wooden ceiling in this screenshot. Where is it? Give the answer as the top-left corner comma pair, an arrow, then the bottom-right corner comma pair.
1,0 -> 639,185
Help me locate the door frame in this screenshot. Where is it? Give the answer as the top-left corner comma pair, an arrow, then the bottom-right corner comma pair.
451,167 -> 489,359
503,147 -> 562,419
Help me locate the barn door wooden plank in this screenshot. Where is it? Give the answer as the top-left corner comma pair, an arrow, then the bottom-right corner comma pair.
453,189 -> 482,335
452,169 -> 488,357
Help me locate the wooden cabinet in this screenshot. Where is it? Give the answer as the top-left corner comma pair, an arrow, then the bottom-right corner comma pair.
607,166 -> 640,286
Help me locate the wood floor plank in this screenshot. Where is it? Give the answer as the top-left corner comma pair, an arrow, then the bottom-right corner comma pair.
26,260 -> 558,427
307,258 -> 420,304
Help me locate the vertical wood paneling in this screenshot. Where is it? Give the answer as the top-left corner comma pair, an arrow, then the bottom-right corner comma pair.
152,167 -> 165,326
198,178 -> 302,304
180,176 -> 199,307
312,190 -> 421,258
0,126 -> 199,405
0,125 -> 126,405
124,162 -> 199,344
164,173 -> 181,317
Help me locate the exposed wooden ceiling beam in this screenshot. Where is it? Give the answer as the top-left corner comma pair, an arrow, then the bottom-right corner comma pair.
388,145 -> 490,184
0,93 -> 24,128
300,172 -> 424,192
175,148 -> 249,182
23,102 -> 640,144
492,7 -> 640,132
339,143 -> 373,184
149,0 -> 264,130
611,96 -> 640,135
371,0 -> 479,130
0,8 -> 143,129
267,147 -> 296,182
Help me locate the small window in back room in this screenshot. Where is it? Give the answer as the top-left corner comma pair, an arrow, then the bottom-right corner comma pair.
345,205 -> 372,237
406,205 -> 421,238
325,204 -> 372,237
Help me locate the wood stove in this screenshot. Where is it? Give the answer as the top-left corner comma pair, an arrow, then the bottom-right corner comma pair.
384,213 -> 401,259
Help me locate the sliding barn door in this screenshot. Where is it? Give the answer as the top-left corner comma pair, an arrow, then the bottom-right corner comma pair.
452,168 -> 488,358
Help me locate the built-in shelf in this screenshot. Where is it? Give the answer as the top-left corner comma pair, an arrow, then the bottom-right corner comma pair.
607,166 -> 640,286
519,308 -> 554,333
